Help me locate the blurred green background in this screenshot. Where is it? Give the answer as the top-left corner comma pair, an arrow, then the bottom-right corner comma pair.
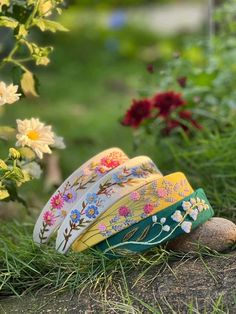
2,0 -> 208,206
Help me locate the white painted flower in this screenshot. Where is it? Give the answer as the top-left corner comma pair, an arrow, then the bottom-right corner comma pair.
162,225 -> 170,232
21,161 -> 42,179
182,201 -> 191,211
188,208 -> 198,221
197,204 -> 203,212
152,215 -> 157,223
51,135 -> 66,149
181,221 -> 192,233
190,198 -> 196,205
171,210 -> 183,222
160,217 -> 166,224
16,118 -> 55,159
204,204 -> 209,210
0,82 -> 21,106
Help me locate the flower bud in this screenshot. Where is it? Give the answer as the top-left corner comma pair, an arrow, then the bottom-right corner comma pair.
9,148 -> 21,159
0,159 -> 8,169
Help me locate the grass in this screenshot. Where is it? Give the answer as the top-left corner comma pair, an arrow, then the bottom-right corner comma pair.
0,8 -> 236,312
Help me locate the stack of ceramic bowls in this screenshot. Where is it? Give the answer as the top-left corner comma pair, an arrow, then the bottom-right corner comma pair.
33,148 -> 214,257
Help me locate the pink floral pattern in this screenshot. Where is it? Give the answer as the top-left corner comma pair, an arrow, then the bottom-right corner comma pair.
143,203 -> 154,214
43,211 -> 56,226
60,161 -> 157,251
38,150 -> 128,244
50,194 -> 64,209
98,177 -> 192,239
119,206 -> 130,217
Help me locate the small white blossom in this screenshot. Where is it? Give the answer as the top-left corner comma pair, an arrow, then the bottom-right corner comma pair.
171,210 -> 183,222
190,198 -> 196,205
188,208 -> 198,221
160,217 -> 166,224
0,82 -> 21,106
181,221 -> 192,233
152,215 -> 157,223
204,204 -> 209,210
182,201 -> 191,211
162,225 -> 170,232
197,204 -> 204,212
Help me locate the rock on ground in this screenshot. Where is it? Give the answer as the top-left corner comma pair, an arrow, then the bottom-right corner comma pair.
1,251 -> 236,313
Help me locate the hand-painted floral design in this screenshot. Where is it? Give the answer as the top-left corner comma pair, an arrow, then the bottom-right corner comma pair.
157,188 -> 168,198
37,150 -> 128,245
160,217 -> 166,224
162,225 -> 171,232
171,210 -> 183,222
143,203 -> 154,214
103,194 -> 212,254
96,176 -> 193,239
101,156 -> 120,169
43,211 -> 56,226
181,221 -> 192,233
50,193 -> 64,209
63,189 -> 77,203
131,167 -> 148,178
86,193 -> 98,204
85,205 -> 99,219
130,191 -> 141,201
98,223 -> 107,232
70,209 -> 81,223
112,173 -> 126,183
60,162 -> 158,250
118,206 -> 130,217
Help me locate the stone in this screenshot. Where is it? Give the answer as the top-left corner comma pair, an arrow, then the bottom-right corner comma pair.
167,217 -> 236,252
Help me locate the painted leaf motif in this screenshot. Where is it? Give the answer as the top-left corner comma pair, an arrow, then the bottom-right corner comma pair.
136,225 -> 151,242
122,227 -> 139,242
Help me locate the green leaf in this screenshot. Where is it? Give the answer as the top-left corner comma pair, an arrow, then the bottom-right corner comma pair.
0,16 -> 18,29
0,126 -> 16,141
136,225 -> 151,242
33,18 -> 68,32
20,71 -> 39,97
122,227 -> 139,242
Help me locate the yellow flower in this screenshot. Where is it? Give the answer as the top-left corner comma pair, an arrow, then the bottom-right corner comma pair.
0,81 -> 21,106
16,118 -> 55,159
9,148 -> 21,159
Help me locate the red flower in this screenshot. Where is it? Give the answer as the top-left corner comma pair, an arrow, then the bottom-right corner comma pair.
121,98 -> 152,128
152,91 -> 186,118
163,110 -> 202,134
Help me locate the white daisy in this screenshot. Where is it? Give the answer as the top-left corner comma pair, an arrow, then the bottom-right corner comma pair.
181,221 -> 192,233
171,210 -> 183,222
0,82 -> 21,106
16,118 -> 55,159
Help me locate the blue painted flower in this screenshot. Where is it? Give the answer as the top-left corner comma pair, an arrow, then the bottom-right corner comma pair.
112,173 -> 126,183
70,209 -> 81,223
86,193 -> 98,204
131,167 -> 146,178
85,205 -> 99,219
63,189 -> 77,203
